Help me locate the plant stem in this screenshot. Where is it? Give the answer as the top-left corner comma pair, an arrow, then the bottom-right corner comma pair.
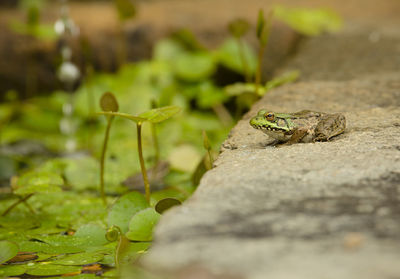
237,38 -> 251,83
100,116 -> 114,205
137,122 -> 151,202
151,123 -> 160,168
2,194 -> 34,216
212,104 -> 233,127
254,45 -> 265,95
22,199 -> 36,215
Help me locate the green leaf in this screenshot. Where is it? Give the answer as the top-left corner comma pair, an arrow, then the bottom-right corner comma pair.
195,82 -> 227,109
126,208 -> 161,241
107,192 -> 149,233
0,240 -> 19,264
14,171 -> 63,195
64,157 -> 98,191
257,9 -> 273,46
100,92 -> 119,112
155,198 -> 181,214
264,70 -> 300,93
274,6 -> 342,36
171,29 -> 205,51
228,18 -> 250,38
26,263 -> 81,276
0,264 -> 27,277
51,252 -> 104,265
153,39 -> 185,62
18,240 -> 51,253
256,9 -> 265,39
215,38 -> 257,75
139,106 -> 181,123
74,224 -> 108,247
97,111 -> 146,123
202,130 -> 211,151
174,52 -> 216,81
224,82 -> 265,96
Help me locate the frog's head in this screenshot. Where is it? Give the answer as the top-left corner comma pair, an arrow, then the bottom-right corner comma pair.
249,110 -> 291,132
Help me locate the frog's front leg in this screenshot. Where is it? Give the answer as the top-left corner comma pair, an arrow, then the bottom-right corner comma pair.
279,128 -> 309,146
314,113 -> 346,141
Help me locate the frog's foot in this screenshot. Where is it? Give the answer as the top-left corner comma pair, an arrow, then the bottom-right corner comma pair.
278,128 -> 308,147
314,113 -> 346,141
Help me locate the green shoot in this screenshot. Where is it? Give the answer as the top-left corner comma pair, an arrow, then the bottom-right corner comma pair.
136,122 -> 151,202
228,18 -> 251,82
150,100 -> 160,168
99,92 -> 119,205
255,9 -> 273,95
98,105 -> 180,203
106,225 -> 130,271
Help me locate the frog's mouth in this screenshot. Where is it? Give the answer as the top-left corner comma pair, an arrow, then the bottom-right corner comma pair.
252,124 -> 286,132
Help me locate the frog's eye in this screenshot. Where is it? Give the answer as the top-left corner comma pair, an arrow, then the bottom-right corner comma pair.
264,112 -> 274,121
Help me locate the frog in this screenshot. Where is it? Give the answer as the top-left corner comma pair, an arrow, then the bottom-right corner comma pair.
249,109 -> 346,145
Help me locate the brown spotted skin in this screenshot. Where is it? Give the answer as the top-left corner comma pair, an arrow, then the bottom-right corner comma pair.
250,109 -> 346,144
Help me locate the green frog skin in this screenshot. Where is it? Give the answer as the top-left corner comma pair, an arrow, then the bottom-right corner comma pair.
249,109 -> 346,145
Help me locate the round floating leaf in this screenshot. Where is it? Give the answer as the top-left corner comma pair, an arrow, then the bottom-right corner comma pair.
126,208 -> 161,241
100,92 -> 119,112
51,252 -> 104,266
74,224 -> 108,247
0,264 -> 27,277
138,106 -> 181,124
14,171 -> 63,195
107,192 -> 149,233
155,198 -> 182,214
105,226 -> 120,242
26,263 -> 81,276
97,111 -> 146,123
18,240 -> 52,253
0,240 -> 19,264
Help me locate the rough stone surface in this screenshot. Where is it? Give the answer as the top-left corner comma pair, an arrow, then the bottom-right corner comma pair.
142,20 -> 400,279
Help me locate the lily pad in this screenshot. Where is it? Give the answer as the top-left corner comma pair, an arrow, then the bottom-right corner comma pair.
74,224 -> 108,247
14,171 -> 63,195
126,208 -> 161,241
18,240 -> 52,253
138,106 -> 181,123
26,263 -> 81,276
0,264 -> 27,277
107,192 -> 149,233
155,198 -> 182,214
0,240 -> 19,264
51,252 -> 104,266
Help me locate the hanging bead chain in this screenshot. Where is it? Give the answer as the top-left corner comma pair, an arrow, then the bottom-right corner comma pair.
55,0 -> 80,153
